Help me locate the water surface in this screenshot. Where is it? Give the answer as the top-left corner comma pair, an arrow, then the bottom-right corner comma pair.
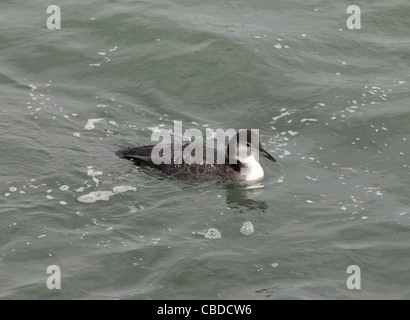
1,0 -> 409,299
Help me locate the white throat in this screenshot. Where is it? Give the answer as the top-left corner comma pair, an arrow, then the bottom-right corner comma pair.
238,155 -> 264,181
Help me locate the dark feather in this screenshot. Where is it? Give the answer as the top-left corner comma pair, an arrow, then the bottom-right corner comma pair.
116,143 -> 244,182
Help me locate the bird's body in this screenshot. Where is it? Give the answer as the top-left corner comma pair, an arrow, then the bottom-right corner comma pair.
116,130 -> 276,182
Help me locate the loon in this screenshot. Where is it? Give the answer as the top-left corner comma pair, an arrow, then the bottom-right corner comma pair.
116,130 -> 276,182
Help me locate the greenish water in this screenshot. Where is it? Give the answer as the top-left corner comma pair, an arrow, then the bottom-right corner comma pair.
1,0 -> 409,299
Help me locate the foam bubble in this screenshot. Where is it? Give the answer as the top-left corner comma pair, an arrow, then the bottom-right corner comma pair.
87,167 -> 103,186
300,118 -> 318,123
272,111 -> 291,122
84,118 -> 105,130
204,228 -> 221,239
112,186 -> 137,193
77,186 -> 136,203
240,221 -> 254,236
59,185 -> 69,191
288,130 -> 298,136
78,191 -> 114,203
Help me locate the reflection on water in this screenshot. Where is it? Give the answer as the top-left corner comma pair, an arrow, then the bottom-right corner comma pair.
225,182 -> 268,212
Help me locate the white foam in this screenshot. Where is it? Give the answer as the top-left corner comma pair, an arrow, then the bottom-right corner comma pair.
85,118 -> 105,130
59,185 -> 69,191
272,111 -> 291,122
240,221 -> 254,236
77,186 -> 137,203
78,191 -> 114,203
300,118 -> 318,123
288,130 -> 298,136
278,150 -> 291,159
204,228 -> 221,239
87,167 -> 103,186
112,186 -> 137,193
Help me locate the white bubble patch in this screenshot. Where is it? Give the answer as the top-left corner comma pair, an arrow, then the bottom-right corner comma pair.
78,191 -> 114,203
77,186 -> 136,203
204,228 -> 222,239
87,166 -> 103,186
84,118 -> 105,130
240,221 -> 255,236
112,186 -> 137,193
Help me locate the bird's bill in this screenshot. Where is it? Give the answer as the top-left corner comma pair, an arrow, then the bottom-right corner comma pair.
259,148 -> 276,162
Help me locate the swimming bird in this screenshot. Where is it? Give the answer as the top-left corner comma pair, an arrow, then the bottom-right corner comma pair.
116,130 -> 276,182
